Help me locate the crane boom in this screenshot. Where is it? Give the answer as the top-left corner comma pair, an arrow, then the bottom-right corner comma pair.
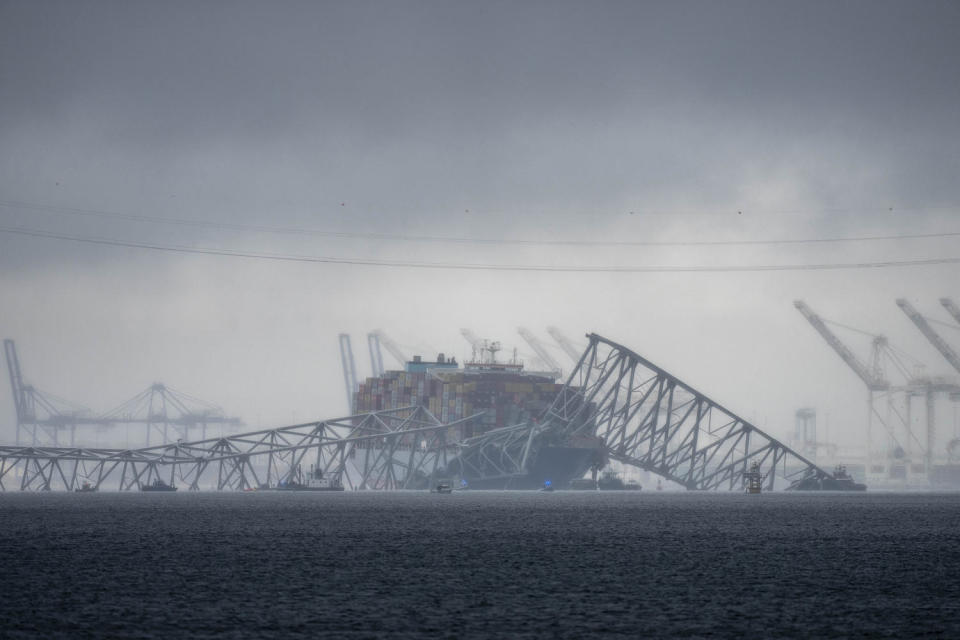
459,328 -> 484,361
367,333 -> 385,377
940,298 -> 960,326
793,301 -> 889,390
896,299 -> 960,375
4,339 -> 26,422
338,334 -> 358,412
459,328 -> 483,348
371,330 -> 408,367
546,327 -> 583,363
516,327 -> 562,372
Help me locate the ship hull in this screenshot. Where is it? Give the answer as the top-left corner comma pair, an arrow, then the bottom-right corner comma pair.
460,445 -> 596,490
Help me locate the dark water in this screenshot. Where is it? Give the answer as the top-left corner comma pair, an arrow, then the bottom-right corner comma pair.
2,491 -> 959,638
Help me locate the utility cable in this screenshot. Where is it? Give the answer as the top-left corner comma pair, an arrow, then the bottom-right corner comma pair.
2,198 -> 960,248
3,224 -> 960,273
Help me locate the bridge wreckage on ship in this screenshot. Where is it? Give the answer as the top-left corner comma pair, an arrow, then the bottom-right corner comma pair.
1,334 -> 846,492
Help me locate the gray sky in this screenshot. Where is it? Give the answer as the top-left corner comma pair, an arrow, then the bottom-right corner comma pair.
1,0 -> 959,452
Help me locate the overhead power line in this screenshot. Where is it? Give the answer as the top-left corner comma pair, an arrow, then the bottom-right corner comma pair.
1,199 -> 959,248
2,224 -> 960,273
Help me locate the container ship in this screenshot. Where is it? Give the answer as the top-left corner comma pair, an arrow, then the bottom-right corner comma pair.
352,341 -> 601,489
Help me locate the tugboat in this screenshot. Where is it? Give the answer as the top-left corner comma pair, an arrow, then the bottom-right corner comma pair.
828,464 -> 867,490
141,478 -> 177,492
431,482 -> 453,494
824,464 -> 867,491
75,481 -> 97,493
791,464 -> 867,491
744,461 -> 763,494
595,470 -> 643,490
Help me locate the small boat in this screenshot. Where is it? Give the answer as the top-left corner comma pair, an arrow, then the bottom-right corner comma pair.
540,480 -> 555,492
431,483 -> 453,494
272,481 -> 345,492
141,479 -> 177,492
268,465 -> 345,492
75,481 -> 97,493
596,470 -> 643,491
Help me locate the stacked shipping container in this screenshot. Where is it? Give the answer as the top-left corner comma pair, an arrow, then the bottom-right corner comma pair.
353,368 -> 562,441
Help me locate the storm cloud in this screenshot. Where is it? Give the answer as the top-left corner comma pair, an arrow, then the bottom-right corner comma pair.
1,0 -> 959,450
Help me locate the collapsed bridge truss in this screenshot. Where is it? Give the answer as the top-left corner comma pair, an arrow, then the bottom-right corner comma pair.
544,334 -> 831,490
435,334 -> 833,490
0,334 -> 833,491
0,407 -> 477,491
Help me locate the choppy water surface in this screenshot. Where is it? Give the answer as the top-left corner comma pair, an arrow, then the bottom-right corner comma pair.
2,491 -> 959,638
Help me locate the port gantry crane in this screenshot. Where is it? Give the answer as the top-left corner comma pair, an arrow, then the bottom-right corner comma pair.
793,301 -> 890,392
793,301 -> 896,476
337,334 -> 359,413
370,330 -> 409,369
4,339 -> 101,445
367,333 -> 385,378
366,330 -> 419,380
546,327 -> 584,365
895,299 -> 960,471
896,300 -> 960,375
4,339 -> 241,447
516,327 -> 562,375
940,297 -> 960,326
97,382 -> 242,446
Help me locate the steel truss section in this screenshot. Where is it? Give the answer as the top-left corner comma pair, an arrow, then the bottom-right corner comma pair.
448,422 -> 543,483
0,407 -> 478,492
2,334 -> 836,492
542,334 -> 832,490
